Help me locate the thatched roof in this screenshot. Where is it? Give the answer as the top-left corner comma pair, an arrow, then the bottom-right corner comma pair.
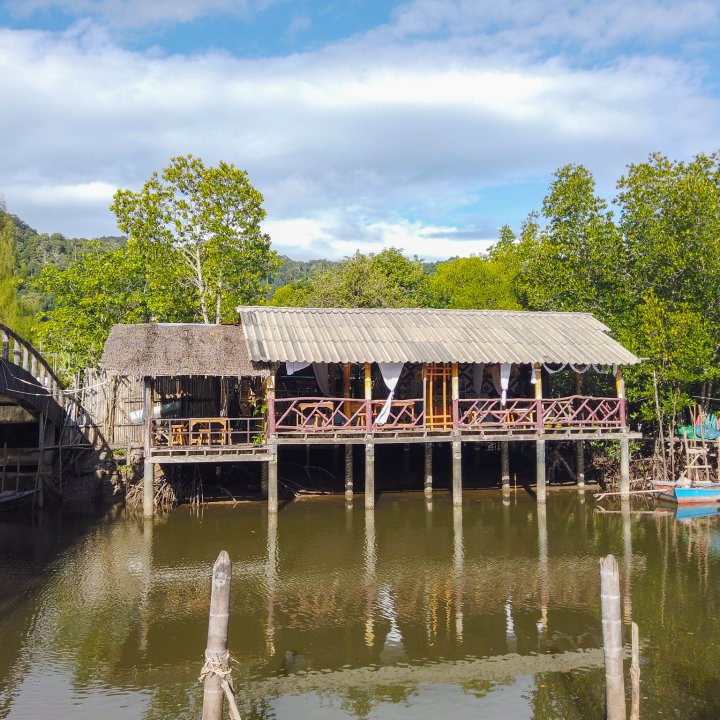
101,323 -> 270,377
240,306 -> 639,366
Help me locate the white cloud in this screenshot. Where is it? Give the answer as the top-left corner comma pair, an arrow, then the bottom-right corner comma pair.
1,1 -> 719,257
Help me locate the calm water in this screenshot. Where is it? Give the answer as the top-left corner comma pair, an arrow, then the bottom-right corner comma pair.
1,491 -> 720,719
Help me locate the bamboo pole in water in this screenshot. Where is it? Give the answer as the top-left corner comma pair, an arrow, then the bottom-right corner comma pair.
600,554 -> 626,720
202,551 -> 232,720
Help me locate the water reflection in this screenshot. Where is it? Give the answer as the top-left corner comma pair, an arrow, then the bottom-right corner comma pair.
3,494 -> 720,718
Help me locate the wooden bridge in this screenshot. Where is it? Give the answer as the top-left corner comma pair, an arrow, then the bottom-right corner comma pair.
0,323 -> 112,506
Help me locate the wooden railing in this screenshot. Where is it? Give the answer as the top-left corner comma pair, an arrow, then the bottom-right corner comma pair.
151,417 -> 264,448
457,398 -> 540,431
540,396 -> 625,429
271,395 -> 627,434
0,323 -> 64,406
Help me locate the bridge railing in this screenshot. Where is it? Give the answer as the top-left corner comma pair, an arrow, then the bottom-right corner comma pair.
0,324 -> 64,406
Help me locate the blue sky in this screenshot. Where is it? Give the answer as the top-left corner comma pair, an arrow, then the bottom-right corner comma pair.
1,0 -> 719,260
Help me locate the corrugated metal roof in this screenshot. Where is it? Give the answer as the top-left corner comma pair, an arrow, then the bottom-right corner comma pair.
239,307 -> 640,366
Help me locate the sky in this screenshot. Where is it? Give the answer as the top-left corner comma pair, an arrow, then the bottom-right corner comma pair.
1,0 -> 719,261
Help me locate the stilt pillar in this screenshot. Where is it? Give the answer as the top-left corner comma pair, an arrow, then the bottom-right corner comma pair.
260,463 -> 268,499
620,438 -> 630,498
575,372 -> 585,488
576,442 -> 585,488
536,439 -> 546,503
501,442 -> 510,494
452,438 -> 462,506
424,443 -> 433,497
268,444 -> 278,514
143,460 -> 154,519
344,445 -> 353,501
365,441 -> 375,510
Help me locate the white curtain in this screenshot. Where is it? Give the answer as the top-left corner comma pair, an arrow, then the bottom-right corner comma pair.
500,363 -> 511,406
312,363 -> 331,397
375,362 -> 405,425
491,363 -> 512,405
285,361 -> 311,376
472,363 -> 485,396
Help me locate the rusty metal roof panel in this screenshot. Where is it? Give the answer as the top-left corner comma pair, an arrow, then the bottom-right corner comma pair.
238,307 -> 639,366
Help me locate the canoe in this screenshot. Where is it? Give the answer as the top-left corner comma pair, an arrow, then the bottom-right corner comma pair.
0,489 -> 37,511
660,486 -> 720,505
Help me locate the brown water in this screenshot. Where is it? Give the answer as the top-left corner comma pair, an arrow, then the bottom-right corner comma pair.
1,491 -> 719,719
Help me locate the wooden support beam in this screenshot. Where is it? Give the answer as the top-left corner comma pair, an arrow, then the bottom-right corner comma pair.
451,362 -> 459,430
142,377 -> 154,519
575,372 -> 585,488
364,363 -> 372,433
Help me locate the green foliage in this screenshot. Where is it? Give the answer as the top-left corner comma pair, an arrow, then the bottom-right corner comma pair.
0,210 -> 34,337
271,248 -> 430,308
111,154 -> 279,324
430,227 -> 523,309
35,242 -> 151,373
270,256 -> 338,292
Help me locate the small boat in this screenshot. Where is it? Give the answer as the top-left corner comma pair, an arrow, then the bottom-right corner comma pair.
0,489 -> 37,511
675,504 -> 720,521
655,484 -> 720,505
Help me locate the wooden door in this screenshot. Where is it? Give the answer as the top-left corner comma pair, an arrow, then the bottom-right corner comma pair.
426,363 -> 452,430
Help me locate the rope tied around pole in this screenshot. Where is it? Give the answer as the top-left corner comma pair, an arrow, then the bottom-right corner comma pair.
199,650 -> 242,720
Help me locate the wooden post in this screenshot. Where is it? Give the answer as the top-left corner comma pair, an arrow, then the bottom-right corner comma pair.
534,364 -> 546,502
452,439 -> 462,506
501,442 -> 510,493
266,371 -> 276,435
202,551 -> 232,720
260,462 -> 268,499
600,555 -> 627,720
575,372 -> 585,488
616,365 -> 627,428
268,444 -> 278,514
364,362 -> 373,434
424,443 -> 433,497
142,377 -> 154,518
451,362 -> 459,430
344,445 -> 353,501
365,442 -> 375,510
630,621 -> 640,720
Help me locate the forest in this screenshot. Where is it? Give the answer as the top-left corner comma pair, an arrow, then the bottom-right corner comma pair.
1,151 -> 719,441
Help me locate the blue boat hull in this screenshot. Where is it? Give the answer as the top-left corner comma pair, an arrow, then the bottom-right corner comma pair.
670,487 -> 720,505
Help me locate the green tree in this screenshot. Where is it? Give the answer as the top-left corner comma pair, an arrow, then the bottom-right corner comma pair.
430,226 -> 523,309
0,207 -> 33,337
519,164 -> 626,321
111,155 -> 279,323
271,248 -> 430,308
34,243 -> 152,373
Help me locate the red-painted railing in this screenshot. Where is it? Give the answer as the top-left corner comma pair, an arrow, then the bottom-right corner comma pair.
540,396 -> 624,429
371,399 -> 425,430
271,395 -> 626,434
457,398 -> 539,431
273,398 -> 368,432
